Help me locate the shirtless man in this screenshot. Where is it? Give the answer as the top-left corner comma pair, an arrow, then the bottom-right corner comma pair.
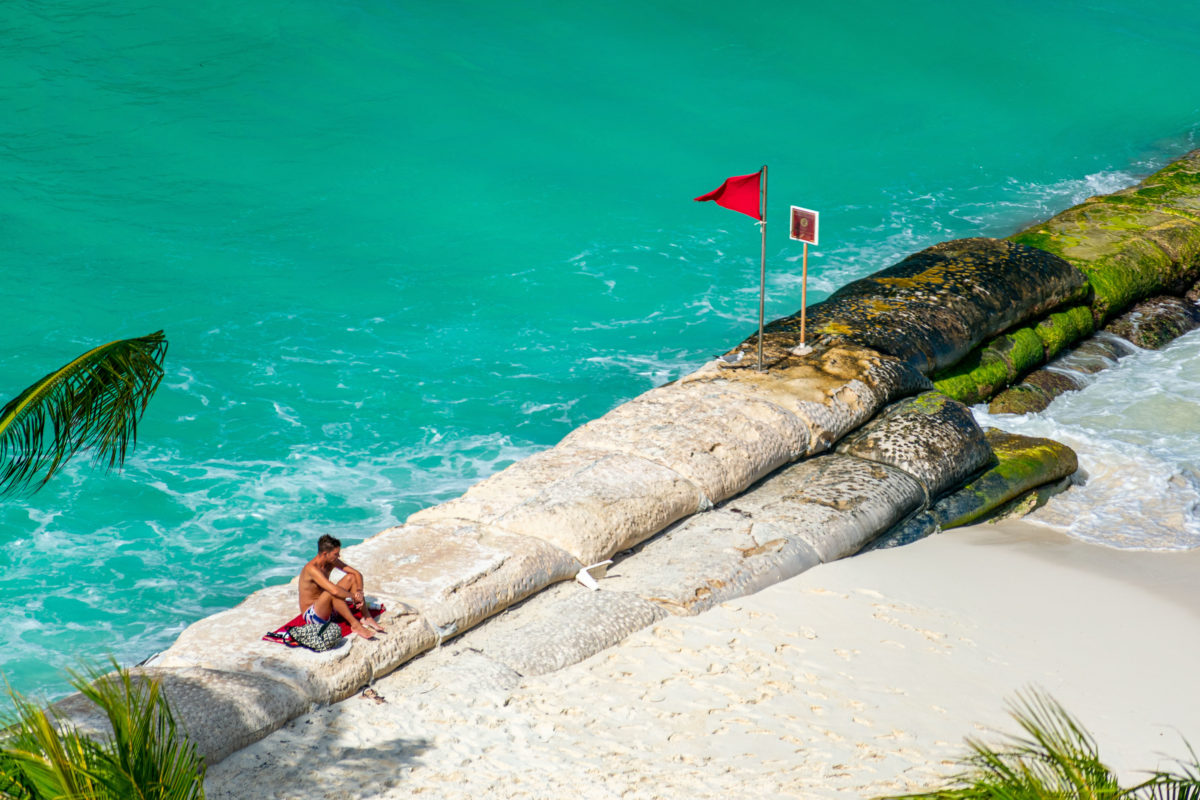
298,534 -> 386,639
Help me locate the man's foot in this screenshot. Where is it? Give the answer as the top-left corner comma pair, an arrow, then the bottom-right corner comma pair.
350,623 -> 376,640
364,618 -> 386,633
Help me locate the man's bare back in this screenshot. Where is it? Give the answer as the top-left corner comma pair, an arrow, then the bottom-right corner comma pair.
298,534 -> 385,640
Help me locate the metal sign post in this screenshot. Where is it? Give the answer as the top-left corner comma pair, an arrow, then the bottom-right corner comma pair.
789,205 -> 820,353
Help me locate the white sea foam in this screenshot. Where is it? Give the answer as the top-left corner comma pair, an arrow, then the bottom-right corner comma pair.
0,426 -> 544,697
975,331 -> 1200,550
584,353 -> 694,388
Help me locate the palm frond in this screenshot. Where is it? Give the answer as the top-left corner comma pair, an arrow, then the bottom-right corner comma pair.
880,689 -> 1123,800
68,662 -> 206,800
1134,742 -> 1200,800
0,331 -> 168,494
0,660 -> 205,800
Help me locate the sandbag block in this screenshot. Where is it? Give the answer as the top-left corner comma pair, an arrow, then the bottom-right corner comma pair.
719,453 -> 928,562
343,520 -> 581,635
560,380 -> 810,504
598,509 -> 823,616
834,390 -> 993,499
408,446 -> 708,564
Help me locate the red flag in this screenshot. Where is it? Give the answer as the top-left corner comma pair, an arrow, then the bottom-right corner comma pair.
694,169 -> 763,221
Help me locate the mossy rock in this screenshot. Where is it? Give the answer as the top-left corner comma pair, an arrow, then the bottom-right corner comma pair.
759,237 -> 1086,375
987,385 -> 1051,415
985,294 -> 1199,414
1023,368 -> 1086,397
934,429 -> 1078,530
985,476 -> 1072,523
1034,304 -> 1095,360
931,327 -> 1045,405
1010,151 -> 1200,323
1104,295 -> 1200,349
867,429 -> 1077,548
1107,149 -> 1200,218
940,302 -> 1093,408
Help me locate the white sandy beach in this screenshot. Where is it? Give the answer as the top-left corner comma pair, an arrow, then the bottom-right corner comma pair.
206,520 -> 1200,799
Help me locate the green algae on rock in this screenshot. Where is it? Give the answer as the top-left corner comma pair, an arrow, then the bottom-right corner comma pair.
834,391 -> 992,499
932,327 -> 1048,405
1035,305 -> 1098,359
1011,150 -> 1200,325
943,429 -> 1079,529
752,237 -> 1086,375
929,304 -> 1096,408
933,154 -> 1200,407
871,429 -> 1078,548
988,293 -> 1200,414
987,384 -> 1053,416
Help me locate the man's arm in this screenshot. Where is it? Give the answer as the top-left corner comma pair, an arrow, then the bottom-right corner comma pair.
302,563 -> 355,602
333,559 -> 365,603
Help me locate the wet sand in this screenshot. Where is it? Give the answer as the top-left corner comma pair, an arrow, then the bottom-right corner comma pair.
206,520 -> 1200,799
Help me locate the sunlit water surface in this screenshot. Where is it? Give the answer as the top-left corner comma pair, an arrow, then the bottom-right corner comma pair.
3,0 -> 1200,696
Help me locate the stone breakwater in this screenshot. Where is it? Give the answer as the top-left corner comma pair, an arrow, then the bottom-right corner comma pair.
56,150 -> 1200,764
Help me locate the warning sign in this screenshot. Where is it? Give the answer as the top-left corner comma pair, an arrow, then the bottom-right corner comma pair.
789,206 -> 819,246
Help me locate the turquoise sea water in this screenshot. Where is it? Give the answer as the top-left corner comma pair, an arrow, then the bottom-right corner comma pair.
4,1 -> 1200,698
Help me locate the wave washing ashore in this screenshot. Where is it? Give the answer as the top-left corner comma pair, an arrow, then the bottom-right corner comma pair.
976,330 -> 1200,550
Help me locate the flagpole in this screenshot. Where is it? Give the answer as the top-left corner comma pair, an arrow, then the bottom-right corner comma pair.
757,164 -> 767,372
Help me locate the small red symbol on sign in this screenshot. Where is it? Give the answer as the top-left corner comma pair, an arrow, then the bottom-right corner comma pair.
789,206 -> 819,246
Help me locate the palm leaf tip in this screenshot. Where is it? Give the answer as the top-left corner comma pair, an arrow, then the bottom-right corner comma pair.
0,658 -> 206,800
880,689 -> 1200,799
0,331 -> 168,494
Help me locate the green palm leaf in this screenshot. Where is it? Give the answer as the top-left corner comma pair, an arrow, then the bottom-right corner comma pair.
0,660 -> 205,799
881,690 -> 1200,800
0,331 -> 168,495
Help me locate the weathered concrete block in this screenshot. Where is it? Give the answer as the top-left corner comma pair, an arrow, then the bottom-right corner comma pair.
721,453 -> 928,562
342,520 -> 580,634
560,380 -> 810,504
834,391 -> 993,499
408,446 -> 707,564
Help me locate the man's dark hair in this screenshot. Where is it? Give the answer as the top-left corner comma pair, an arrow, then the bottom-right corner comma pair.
317,534 -> 341,554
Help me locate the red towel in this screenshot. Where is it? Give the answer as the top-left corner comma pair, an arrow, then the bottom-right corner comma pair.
262,603 -> 386,647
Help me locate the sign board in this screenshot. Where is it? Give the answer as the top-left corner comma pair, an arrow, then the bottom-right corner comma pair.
789,206 -> 819,246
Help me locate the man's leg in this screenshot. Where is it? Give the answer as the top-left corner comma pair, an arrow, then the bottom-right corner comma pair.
325,586 -> 375,639
337,572 -> 363,598
335,573 -> 385,632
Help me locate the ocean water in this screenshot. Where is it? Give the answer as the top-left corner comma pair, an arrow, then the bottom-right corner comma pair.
976,331 -> 1200,551
3,0 -> 1200,698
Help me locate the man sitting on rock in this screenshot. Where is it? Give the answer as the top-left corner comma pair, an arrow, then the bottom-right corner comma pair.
299,534 -> 386,640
